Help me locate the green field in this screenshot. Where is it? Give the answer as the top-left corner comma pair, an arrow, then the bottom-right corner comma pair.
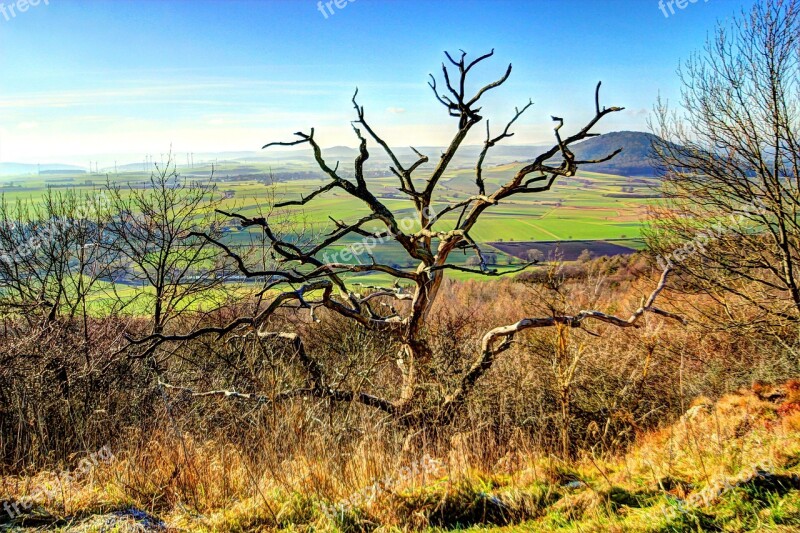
0,158 -> 658,288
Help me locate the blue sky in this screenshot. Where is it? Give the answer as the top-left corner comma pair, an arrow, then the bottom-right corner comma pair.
0,0 -> 751,164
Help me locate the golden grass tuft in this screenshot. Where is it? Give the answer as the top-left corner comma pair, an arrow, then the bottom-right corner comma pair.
3,383 -> 800,531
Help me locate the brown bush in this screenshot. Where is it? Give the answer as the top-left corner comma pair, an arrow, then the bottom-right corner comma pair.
0,266 -> 796,494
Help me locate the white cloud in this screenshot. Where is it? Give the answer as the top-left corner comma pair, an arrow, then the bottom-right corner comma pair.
386,107 -> 406,114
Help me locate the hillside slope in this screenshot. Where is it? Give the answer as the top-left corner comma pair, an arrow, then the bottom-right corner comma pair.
569,130 -> 662,177
2,382 -> 800,531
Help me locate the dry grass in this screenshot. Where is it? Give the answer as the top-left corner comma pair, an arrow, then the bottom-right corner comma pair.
2,263 -> 800,531
2,383 -> 800,531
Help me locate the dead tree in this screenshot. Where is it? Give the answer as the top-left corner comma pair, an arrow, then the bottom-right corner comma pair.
140,51 -> 681,427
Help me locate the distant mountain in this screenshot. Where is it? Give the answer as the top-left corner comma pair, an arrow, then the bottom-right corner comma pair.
568,131 -> 662,177
347,132 -> 662,177
322,146 -> 358,158
0,163 -> 86,176
0,132 -> 661,179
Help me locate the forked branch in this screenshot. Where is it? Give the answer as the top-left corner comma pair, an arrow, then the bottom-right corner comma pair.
439,268 -> 684,421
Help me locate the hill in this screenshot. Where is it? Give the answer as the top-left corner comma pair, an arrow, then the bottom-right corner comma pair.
567,130 -> 662,177
0,163 -> 86,177
0,132 -> 660,180
306,132 -> 663,177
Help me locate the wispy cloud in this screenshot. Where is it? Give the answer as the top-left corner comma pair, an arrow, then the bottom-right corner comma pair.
0,78 -> 422,112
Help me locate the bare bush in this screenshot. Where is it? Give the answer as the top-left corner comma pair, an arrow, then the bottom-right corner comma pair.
648,0 -> 800,333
